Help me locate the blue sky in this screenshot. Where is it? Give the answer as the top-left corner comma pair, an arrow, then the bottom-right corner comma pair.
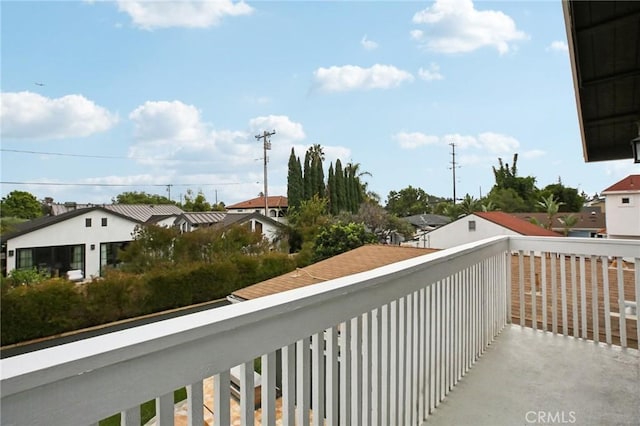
1,0 -> 637,207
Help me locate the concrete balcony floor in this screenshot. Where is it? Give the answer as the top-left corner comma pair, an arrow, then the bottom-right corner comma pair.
424,324 -> 640,426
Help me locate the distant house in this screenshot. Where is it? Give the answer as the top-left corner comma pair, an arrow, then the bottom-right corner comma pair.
511,207 -> 605,237
175,212 -> 227,233
601,174 -> 640,239
409,211 -> 561,250
401,213 -> 451,247
217,212 -> 285,244
228,244 -> 438,302
225,196 -> 288,221
1,207 -> 141,279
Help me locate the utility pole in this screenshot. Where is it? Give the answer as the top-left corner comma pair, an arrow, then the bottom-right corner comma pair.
255,130 -> 276,216
166,184 -> 173,202
449,142 -> 460,205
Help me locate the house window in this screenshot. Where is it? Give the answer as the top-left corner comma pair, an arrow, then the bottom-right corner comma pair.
621,197 -> 630,204
468,220 -> 476,231
85,218 -> 92,227
101,218 -> 108,227
70,245 -> 84,270
269,209 -> 277,217
17,249 -> 34,269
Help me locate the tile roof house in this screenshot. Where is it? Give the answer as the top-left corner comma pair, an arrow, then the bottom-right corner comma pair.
229,244 -> 438,301
409,211 -> 562,250
225,196 -> 288,221
601,174 -> 640,239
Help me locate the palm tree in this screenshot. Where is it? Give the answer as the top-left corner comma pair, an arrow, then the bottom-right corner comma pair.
538,194 -> 564,230
558,214 -> 579,236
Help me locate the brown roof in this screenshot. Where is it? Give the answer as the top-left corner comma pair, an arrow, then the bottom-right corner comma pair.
474,212 -> 562,237
511,209 -> 605,231
226,196 -> 288,210
601,174 -> 640,193
232,244 -> 438,300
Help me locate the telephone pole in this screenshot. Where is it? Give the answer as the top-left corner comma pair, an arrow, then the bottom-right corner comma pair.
255,130 -> 276,216
449,142 -> 461,205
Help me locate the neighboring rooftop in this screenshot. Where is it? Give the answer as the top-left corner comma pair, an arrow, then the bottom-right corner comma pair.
403,213 -> 451,229
601,174 -> 640,193
511,207 -> 605,231
231,244 -> 438,301
474,211 -> 563,237
226,196 -> 288,210
49,203 -> 184,222
178,212 -> 227,225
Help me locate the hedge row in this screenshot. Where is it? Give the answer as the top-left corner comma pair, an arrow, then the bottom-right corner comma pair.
1,253 -> 296,346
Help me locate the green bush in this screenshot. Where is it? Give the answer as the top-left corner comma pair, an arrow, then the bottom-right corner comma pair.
85,271 -> 147,323
1,279 -> 87,345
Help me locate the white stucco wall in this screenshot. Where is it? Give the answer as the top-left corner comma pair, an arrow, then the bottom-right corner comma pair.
417,215 -> 520,250
6,210 -> 139,278
604,192 -> 640,238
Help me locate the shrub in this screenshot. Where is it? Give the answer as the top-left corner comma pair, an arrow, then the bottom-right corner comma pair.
84,271 -> 147,323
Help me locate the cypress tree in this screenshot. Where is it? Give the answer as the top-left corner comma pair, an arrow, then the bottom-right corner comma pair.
327,163 -> 337,215
335,159 -> 346,212
287,148 -> 303,209
303,150 -> 312,201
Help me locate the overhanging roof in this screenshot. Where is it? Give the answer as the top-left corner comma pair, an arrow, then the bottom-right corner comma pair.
563,1 -> 640,162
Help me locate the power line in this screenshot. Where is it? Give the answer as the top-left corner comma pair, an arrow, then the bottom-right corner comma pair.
0,148 -> 219,164
0,181 -> 247,187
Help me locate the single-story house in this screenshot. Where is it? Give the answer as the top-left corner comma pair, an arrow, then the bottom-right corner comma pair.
217,212 -> 286,244
511,206 -> 606,238
401,213 -> 452,247
406,211 -> 562,250
1,207 -> 142,280
174,212 -> 227,233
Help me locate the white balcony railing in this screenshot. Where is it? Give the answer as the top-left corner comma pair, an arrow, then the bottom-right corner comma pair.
1,236 -> 638,426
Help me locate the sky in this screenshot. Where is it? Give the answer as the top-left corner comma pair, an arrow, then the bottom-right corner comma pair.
1,0 -> 638,208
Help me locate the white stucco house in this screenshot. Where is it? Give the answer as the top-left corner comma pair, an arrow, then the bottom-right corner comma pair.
1,207 -> 142,280
404,211 -> 561,250
218,212 -> 285,244
601,174 -> 640,239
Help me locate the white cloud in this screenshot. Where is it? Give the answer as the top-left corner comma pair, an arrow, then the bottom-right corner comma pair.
249,115 -> 306,142
410,29 -> 424,41
0,91 -> 118,139
477,132 -> 520,153
313,64 -> 414,92
443,133 -> 480,149
547,40 -> 568,52
361,35 -> 378,51
522,149 -> 546,159
411,0 -> 528,54
418,63 -> 444,81
129,100 -> 207,142
393,132 -> 440,149
116,0 -> 253,30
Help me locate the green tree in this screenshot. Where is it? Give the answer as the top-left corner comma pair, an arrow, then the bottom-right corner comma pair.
385,186 -> 432,217
1,190 -> 43,219
327,163 -> 338,215
488,154 -> 538,211
310,144 -> 325,198
458,194 -> 480,215
538,194 -> 564,230
352,201 -> 414,243
287,148 -> 304,210
113,191 -> 175,205
558,214 -> 579,236
182,189 -> 212,212
303,150 -> 313,200
118,225 -> 180,273
540,180 -> 584,212
313,222 -> 376,261
334,159 -> 347,213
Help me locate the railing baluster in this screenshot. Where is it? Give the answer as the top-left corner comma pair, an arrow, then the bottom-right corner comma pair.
530,251 -> 537,330
122,405 -> 140,426
262,352 -> 276,426
541,253 -> 547,332
339,321 -> 351,425
580,256 -> 588,339
418,288 -> 426,423
602,256 -> 612,344
397,297 -> 406,422
311,332 -> 325,426
404,293 -> 413,425
381,304 -> 390,426
213,371 -> 230,426
156,392 -> 174,425
281,343 -> 296,426
636,258 -> 640,346
428,284 -> 435,414
616,258 -> 627,348
518,251 -> 525,326
240,361 -> 254,425
389,300 -> 398,424
362,312 -> 372,426
351,315 -> 363,426
296,337 -> 310,426
590,256 -> 599,343
560,254 -> 568,336
187,381 -> 203,426
551,253 -> 558,334
325,327 -> 339,426
372,308 -> 382,426
411,291 -> 419,425
571,255 -> 579,338
506,252 -> 512,324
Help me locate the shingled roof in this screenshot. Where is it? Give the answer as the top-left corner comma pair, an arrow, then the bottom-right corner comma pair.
231,244 -> 438,301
